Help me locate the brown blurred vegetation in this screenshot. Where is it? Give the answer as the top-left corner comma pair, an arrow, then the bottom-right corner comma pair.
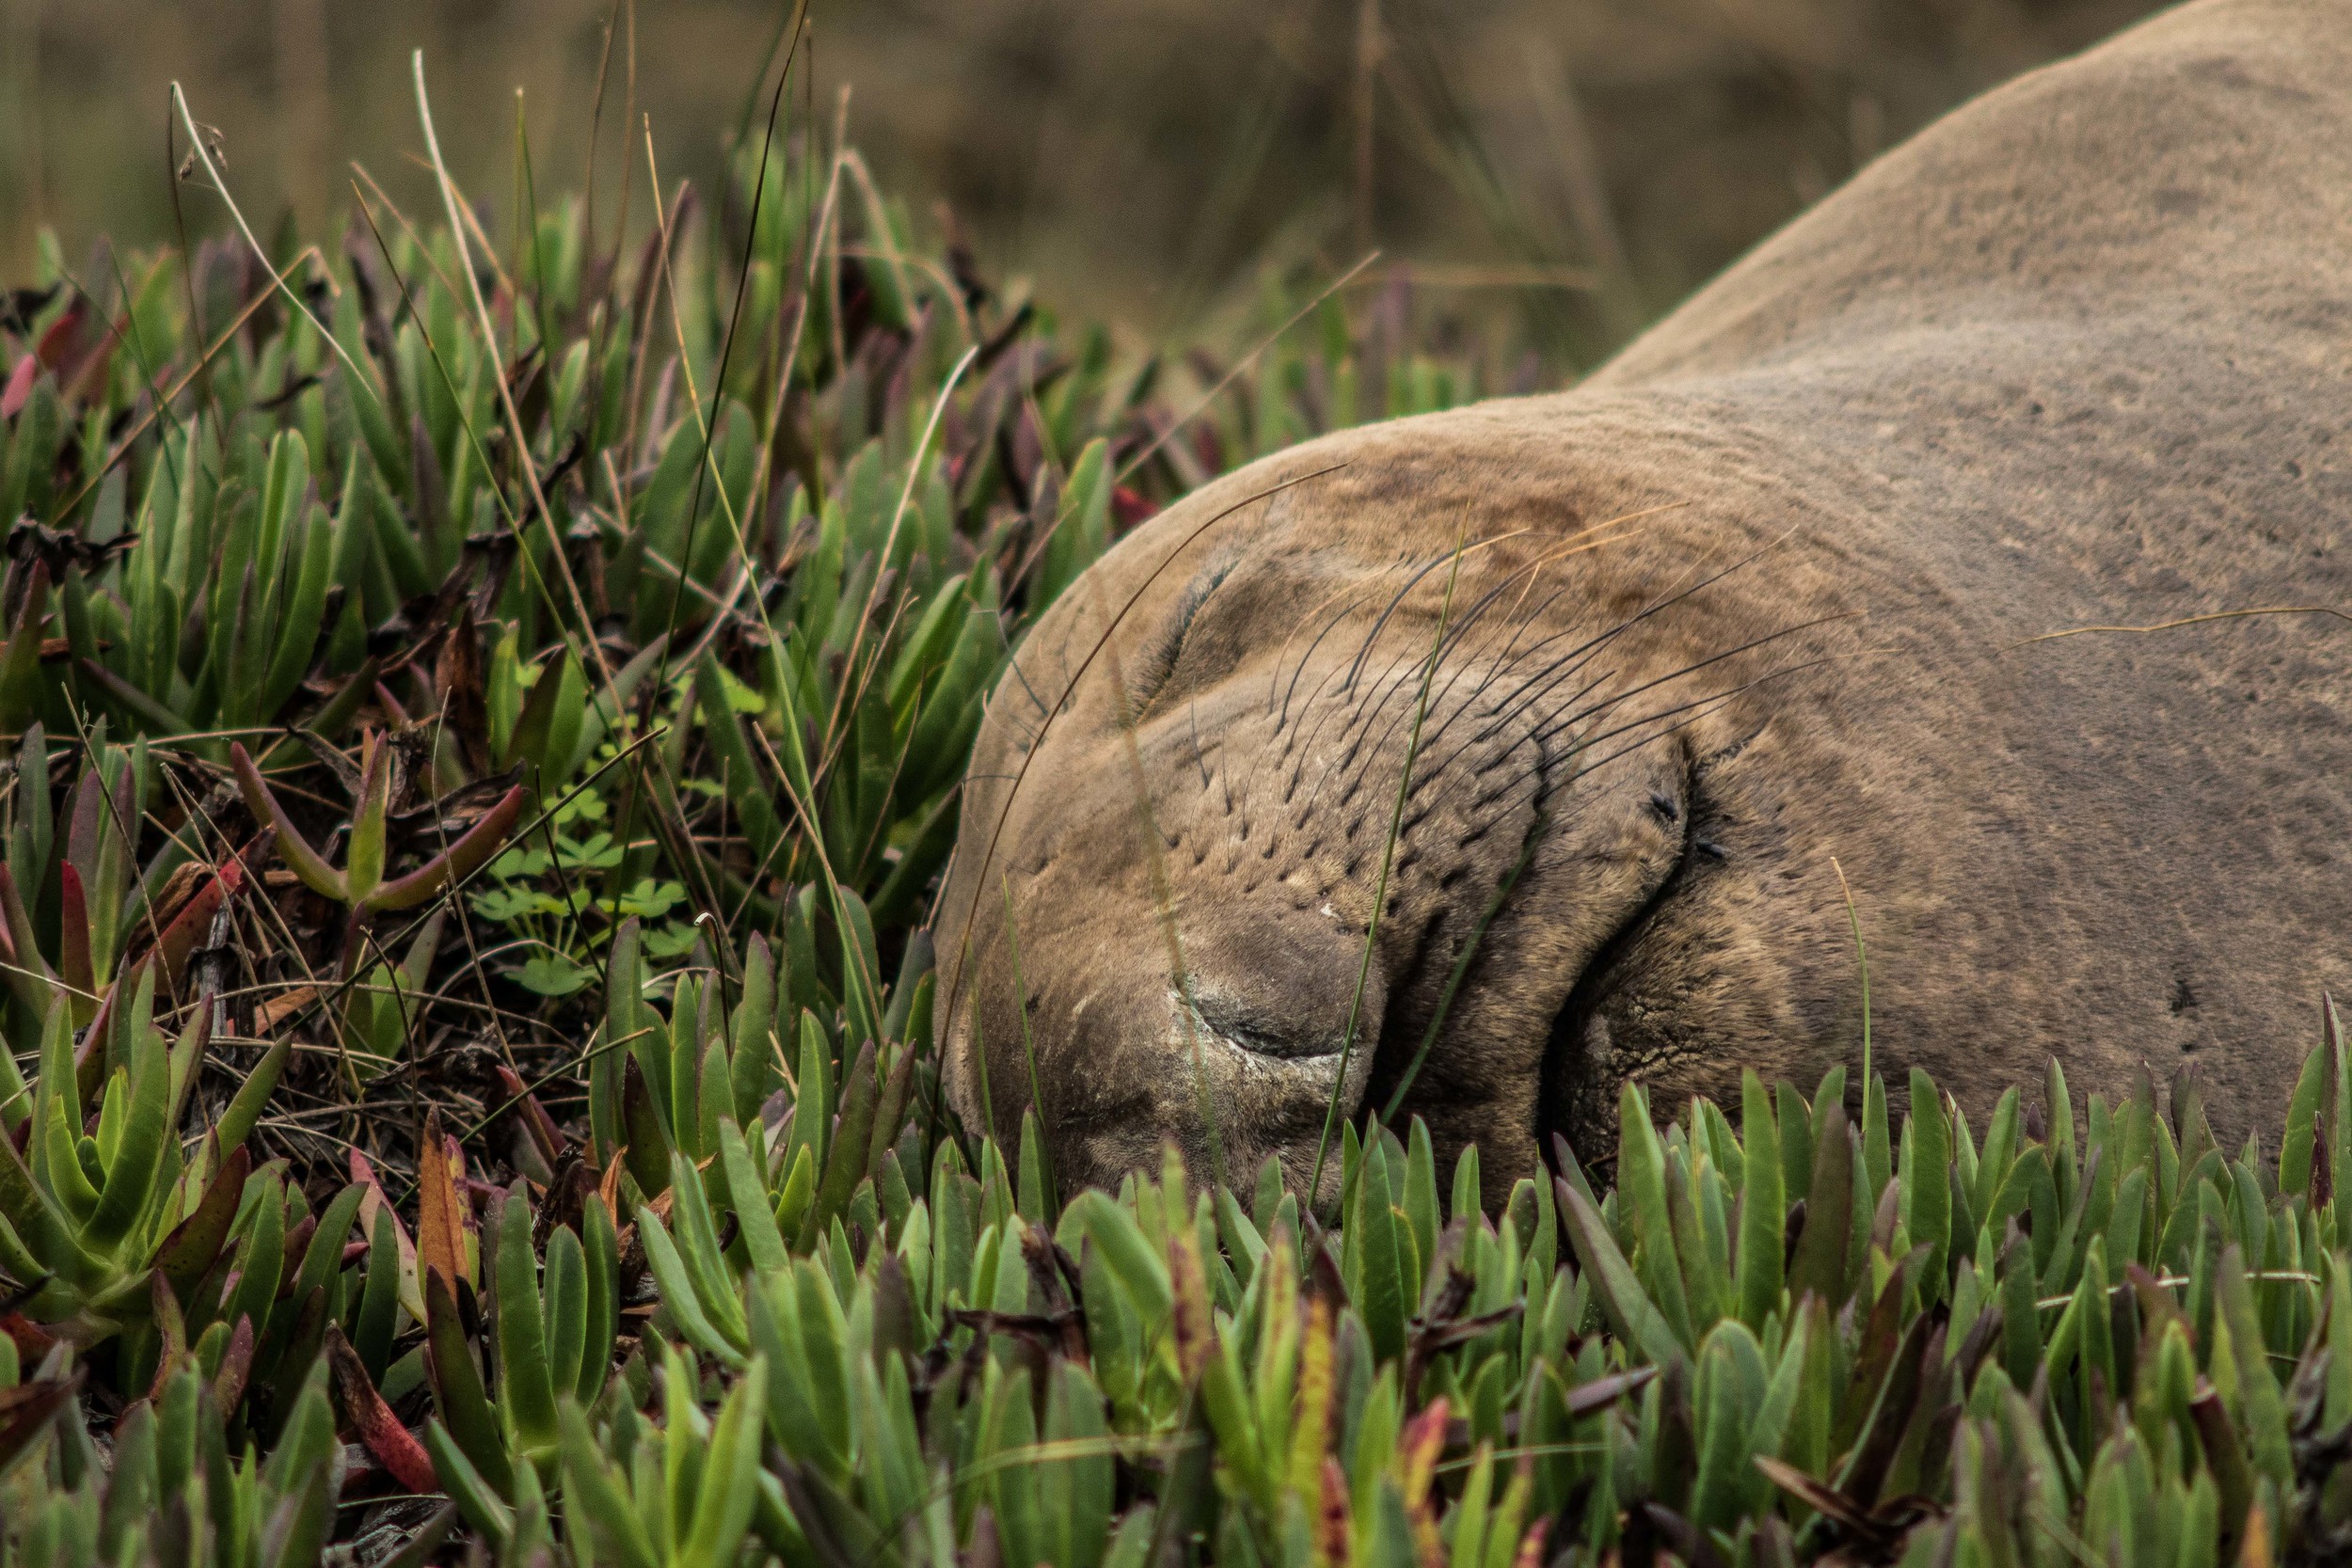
3,0 -> 2159,369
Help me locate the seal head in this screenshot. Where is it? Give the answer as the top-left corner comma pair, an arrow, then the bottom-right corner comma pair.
932,452 -> 1791,1208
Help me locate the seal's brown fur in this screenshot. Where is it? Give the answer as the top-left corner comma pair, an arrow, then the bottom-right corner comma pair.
933,0 -> 2352,1205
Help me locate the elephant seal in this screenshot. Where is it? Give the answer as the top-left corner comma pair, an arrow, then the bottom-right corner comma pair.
931,0 -> 2352,1207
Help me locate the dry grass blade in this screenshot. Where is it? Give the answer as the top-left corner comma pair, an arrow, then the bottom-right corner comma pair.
2008,605 -> 2352,646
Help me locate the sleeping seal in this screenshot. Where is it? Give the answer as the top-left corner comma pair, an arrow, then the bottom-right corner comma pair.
931,0 -> 2352,1205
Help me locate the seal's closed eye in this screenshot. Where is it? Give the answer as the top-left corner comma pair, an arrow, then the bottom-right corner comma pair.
1128,561 -> 1236,716
1182,984 -> 1345,1061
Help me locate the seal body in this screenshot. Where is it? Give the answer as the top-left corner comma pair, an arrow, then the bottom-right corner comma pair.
933,0 -> 2352,1205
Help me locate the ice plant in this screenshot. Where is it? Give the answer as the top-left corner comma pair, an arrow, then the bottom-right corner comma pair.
0,62 -> 2343,1568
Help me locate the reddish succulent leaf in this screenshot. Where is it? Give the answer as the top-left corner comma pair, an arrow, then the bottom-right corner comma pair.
230,744 -> 348,904
352,1150 -> 424,1323
0,356 -> 35,420
0,1373 -> 78,1473
1110,483 -> 1157,528
61,317 -> 121,404
56,864 -> 92,1022
1836,1283 -> 1938,1510
62,766 -> 102,882
211,1315 -> 256,1414
278,1216 -> 319,1300
416,1115 -> 468,1292
0,864 -> 56,1009
146,835 -> 264,994
326,1323 -> 437,1494
1399,1399 -> 1449,1499
73,954 -> 147,1106
155,1146 -> 252,1295
1165,1212 -> 1213,1383
0,1314 -> 56,1365
1564,1365 -> 1658,1418
2191,1379 -> 2257,1546
2127,1261 -> 2196,1347
31,298 -> 87,371
124,861 -> 207,954
66,752 -> 118,879
1755,1456 -> 1875,1532
1317,1456 -> 1351,1567
1398,1397 -> 1450,1566
493,1066 -> 568,1169
364,784 -> 525,912
145,1272 -> 188,1403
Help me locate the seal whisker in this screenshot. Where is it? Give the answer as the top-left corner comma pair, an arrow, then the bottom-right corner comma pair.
1318,592 -> 1487,770
1339,556 -> 1451,691
1264,550 -> 1537,811
1461,640 -> 1622,750
1360,510 -> 1694,762
1292,649 -> 1436,816
1408,612 -> 1850,827
1265,651 -> 1372,802
1342,540 -> 1503,693
1443,520 -> 1660,657
1450,576 -> 1586,698
1457,526 -> 1804,750
1410,671 -> 1615,816
1562,650 -> 1860,782
1526,611 -> 1861,751
1463,609 -> 1692,751
1361,555 -> 1746,824
1375,598 -> 1581,767
1276,584 -> 1391,730
1328,586 -> 1576,809
1329,664 -> 1470,808
1417,565 -> 1642,740
1406,550 -> 1570,670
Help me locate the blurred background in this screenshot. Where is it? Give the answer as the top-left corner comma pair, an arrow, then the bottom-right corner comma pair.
1,0 -> 2160,370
